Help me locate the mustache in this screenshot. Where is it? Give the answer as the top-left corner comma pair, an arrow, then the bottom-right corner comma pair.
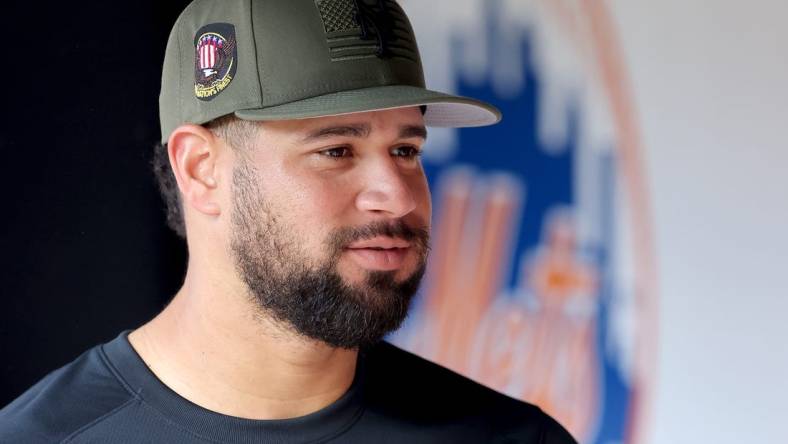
328,219 -> 431,254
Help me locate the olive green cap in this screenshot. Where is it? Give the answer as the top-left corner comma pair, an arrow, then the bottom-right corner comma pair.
159,0 -> 502,144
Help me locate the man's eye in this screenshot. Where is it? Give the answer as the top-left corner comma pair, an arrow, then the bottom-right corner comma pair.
392,146 -> 423,159
320,147 -> 351,159
318,146 -> 422,162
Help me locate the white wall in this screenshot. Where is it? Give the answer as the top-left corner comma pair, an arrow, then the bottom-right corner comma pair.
608,1 -> 788,443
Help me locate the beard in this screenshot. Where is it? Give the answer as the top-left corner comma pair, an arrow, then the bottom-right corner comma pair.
229,162 -> 430,350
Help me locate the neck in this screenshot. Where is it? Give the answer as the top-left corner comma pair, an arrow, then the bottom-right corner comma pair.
128,264 -> 359,420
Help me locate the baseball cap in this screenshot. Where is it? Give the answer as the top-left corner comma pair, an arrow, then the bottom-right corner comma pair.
159,0 -> 502,144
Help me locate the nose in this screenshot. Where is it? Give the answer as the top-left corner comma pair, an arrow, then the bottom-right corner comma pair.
355,159 -> 418,218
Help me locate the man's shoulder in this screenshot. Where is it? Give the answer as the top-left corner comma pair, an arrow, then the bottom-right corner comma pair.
363,341 -> 577,443
0,337 -> 135,443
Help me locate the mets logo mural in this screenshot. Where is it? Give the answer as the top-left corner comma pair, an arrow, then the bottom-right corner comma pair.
389,1 -> 658,443
194,23 -> 238,101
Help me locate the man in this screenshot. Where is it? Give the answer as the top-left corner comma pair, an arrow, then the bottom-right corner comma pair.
0,0 -> 576,442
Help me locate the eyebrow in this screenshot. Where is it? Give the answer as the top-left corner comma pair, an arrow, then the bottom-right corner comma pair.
400,125 -> 428,141
301,123 -> 428,143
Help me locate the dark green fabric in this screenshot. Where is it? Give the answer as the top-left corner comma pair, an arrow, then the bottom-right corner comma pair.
158,0 -> 501,144
0,331 -> 577,443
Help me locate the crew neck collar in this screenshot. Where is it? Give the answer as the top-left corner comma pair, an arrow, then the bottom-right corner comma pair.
101,330 -> 366,443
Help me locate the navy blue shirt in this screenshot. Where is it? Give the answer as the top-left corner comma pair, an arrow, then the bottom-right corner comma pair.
0,331 -> 576,443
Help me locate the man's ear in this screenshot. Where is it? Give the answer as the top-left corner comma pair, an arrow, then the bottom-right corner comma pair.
167,125 -> 222,217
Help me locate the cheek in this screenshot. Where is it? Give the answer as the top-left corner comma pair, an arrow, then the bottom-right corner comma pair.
291,176 -> 351,218
265,173 -> 354,249
410,174 -> 432,228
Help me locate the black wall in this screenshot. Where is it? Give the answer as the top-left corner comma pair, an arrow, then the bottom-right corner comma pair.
1,1 -> 192,406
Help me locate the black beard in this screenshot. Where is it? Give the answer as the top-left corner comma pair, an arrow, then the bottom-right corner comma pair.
230,163 -> 430,350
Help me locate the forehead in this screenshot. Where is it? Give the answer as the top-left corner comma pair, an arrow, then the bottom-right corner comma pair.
253,106 -> 426,142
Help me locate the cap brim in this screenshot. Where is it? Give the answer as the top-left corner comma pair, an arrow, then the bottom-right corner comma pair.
234,85 -> 501,128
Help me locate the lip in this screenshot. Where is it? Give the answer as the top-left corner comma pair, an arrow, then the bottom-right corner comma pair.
347,236 -> 411,249
344,246 -> 411,271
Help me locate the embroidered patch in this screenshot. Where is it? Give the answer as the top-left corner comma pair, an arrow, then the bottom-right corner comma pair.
194,23 -> 238,101
315,0 -> 418,63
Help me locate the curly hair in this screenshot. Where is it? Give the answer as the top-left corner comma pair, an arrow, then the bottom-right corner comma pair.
151,115 -> 259,239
